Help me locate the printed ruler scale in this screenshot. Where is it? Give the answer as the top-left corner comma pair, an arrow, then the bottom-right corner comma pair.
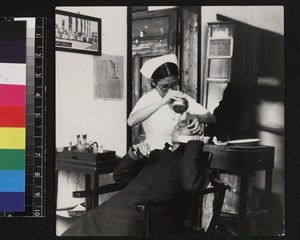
32,17 -> 46,217
1,18 -> 46,217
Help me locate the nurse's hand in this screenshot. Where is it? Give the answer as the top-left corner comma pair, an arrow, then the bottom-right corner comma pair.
162,90 -> 184,104
133,142 -> 151,157
186,117 -> 202,135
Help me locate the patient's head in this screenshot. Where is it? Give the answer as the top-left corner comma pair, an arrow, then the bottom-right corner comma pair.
171,120 -> 200,144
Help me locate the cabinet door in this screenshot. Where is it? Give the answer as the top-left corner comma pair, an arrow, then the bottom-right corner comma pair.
132,8 -> 178,56
131,8 -> 178,144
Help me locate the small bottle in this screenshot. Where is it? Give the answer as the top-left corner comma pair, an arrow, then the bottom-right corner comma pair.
93,142 -> 99,154
82,134 -> 88,151
89,141 -> 93,153
76,135 -> 80,151
77,134 -> 83,152
99,145 -> 104,153
68,141 -> 72,151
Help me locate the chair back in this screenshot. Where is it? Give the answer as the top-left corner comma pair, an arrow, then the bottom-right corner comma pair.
174,151 -> 228,235
177,180 -> 228,235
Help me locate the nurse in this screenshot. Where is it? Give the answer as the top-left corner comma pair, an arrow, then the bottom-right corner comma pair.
128,54 -> 215,150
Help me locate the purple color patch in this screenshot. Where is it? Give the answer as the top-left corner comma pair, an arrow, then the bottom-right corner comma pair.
0,192 -> 25,212
0,41 -> 26,63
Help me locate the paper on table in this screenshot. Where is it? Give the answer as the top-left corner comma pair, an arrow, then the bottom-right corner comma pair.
227,139 -> 260,144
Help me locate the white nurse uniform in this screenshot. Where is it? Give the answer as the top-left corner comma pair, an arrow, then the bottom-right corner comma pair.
129,89 -> 209,150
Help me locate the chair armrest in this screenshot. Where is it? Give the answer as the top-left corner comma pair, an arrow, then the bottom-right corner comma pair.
73,182 -> 126,198
199,183 -> 230,196
212,177 -> 230,187
134,195 -> 175,211
134,181 -> 229,213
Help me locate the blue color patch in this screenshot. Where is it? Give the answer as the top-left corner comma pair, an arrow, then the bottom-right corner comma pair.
0,170 -> 25,192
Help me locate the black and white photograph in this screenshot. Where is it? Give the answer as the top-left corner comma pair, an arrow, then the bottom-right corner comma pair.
3,0 -> 300,239
55,9 -> 101,55
55,5 -> 284,237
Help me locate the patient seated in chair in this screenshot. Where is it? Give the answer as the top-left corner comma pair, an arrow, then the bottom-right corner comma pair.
62,120 -> 211,236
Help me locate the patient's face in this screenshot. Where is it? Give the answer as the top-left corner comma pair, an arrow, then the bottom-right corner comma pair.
172,121 -> 193,143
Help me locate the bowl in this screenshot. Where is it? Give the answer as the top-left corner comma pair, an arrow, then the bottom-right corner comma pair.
202,136 -> 210,144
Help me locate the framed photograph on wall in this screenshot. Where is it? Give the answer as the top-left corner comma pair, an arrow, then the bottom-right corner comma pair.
55,10 -> 101,55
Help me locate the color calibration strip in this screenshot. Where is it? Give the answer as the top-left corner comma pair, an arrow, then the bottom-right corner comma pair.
0,21 -> 26,212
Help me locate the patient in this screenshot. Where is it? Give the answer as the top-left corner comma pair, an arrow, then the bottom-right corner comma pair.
62,120 -> 211,236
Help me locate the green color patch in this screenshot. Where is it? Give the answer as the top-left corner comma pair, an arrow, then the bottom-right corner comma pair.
0,149 -> 25,170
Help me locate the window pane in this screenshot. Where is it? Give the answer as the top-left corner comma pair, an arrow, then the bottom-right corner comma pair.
208,59 -> 229,78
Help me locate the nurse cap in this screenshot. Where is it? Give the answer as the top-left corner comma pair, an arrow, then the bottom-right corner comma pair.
140,54 -> 178,79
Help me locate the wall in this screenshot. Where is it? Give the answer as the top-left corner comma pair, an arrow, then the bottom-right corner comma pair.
201,6 -> 284,234
55,7 -> 127,234
56,6 -> 127,156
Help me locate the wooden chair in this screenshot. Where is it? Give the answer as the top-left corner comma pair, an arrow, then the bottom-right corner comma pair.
73,151 -> 230,235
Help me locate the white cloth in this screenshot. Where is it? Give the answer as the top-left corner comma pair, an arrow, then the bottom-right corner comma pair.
130,89 -> 209,150
176,135 -> 201,143
202,182 -> 214,231
140,54 -> 178,79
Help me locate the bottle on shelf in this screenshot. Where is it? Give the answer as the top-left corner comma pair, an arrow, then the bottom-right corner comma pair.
88,141 -> 93,153
76,134 -> 83,152
82,134 -> 89,151
99,145 -> 104,153
92,142 -> 99,154
68,141 -> 72,151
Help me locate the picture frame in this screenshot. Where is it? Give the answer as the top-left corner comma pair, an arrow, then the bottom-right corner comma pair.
55,10 -> 101,55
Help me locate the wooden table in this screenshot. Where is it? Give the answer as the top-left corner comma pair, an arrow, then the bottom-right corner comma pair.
203,144 -> 275,235
56,150 -> 119,210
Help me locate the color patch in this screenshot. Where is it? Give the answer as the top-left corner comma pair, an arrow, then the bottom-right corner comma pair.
0,21 -> 26,64
0,170 -> 25,192
0,192 -> 25,212
0,128 -> 25,149
0,63 -> 26,85
0,149 -> 25,170
0,84 -> 26,106
0,106 -> 25,127
0,42 -> 26,63
0,21 -> 26,41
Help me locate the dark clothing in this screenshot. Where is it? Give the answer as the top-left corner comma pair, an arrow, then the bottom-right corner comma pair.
205,83 -> 257,142
62,140 -> 210,236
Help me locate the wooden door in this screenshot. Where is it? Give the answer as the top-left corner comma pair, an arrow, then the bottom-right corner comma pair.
181,7 -> 200,102
131,8 -> 179,144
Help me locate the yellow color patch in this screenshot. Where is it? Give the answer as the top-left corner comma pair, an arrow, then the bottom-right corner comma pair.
0,128 -> 25,149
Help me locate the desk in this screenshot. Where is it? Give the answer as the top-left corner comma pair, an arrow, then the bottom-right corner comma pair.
56,150 -> 119,210
203,144 -> 275,235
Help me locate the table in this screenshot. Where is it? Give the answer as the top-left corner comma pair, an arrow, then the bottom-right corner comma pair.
56,150 -> 119,210
203,144 -> 275,235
